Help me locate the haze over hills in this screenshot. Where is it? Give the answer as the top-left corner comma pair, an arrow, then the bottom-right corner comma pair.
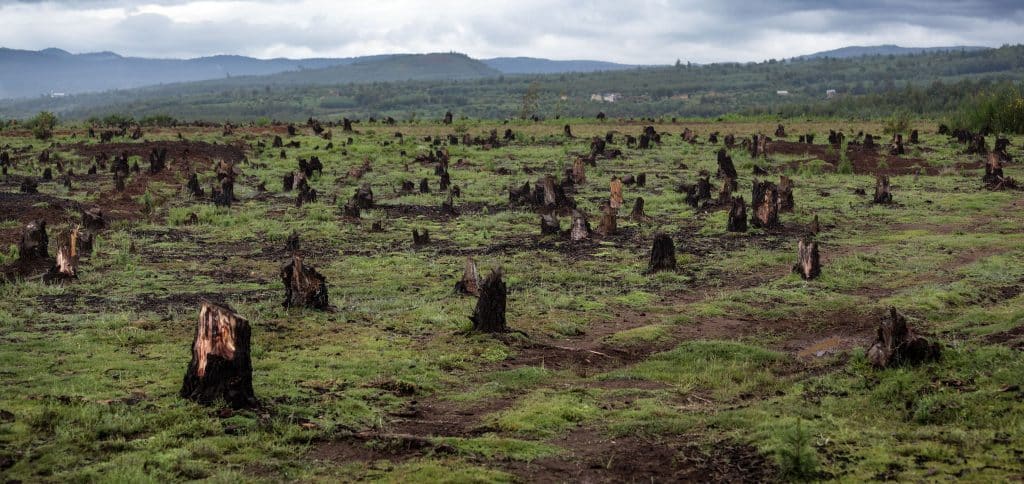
797,44 -> 990,59
0,48 -> 640,99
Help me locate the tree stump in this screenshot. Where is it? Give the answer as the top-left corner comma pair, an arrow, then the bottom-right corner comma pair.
149,147 -> 167,174
867,307 -> 941,368
280,254 -> 329,310
909,130 -> 919,144
470,268 -> 507,333
81,207 -> 106,231
441,193 -> 458,216
750,134 -> 769,158
180,302 -> 257,408
751,181 -> 780,229
724,134 -> 736,147
647,233 -> 677,273
609,177 -> 624,209
342,198 -> 361,219
18,220 -> 48,262
285,231 -> 301,253
775,124 -> 786,138
186,173 -> 204,198
413,229 -> 430,246
571,158 -> 586,185
727,196 -> 748,232
638,134 -> 650,149
540,213 -> 560,235
443,111 -> 453,125
570,210 -> 590,241
295,178 -> 317,207
873,175 -> 892,204
889,134 -> 905,155
777,176 -> 795,212
454,257 -> 481,295
44,231 -> 78,284
564,124 -> 574,138
792,236 -> 820,280
809,214 -> 820,235
596,204 -> 617,236
354,183 -> 374,209
272,135 -> 284,148
717,149 -> 737,180
630,197 -> 651,222
419,178 -> 430,194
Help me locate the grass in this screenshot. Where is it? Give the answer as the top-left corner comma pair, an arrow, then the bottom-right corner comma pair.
0,119 -> 1021,481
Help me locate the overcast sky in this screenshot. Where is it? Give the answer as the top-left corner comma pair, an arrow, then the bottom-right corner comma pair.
0,0 -> 1022,63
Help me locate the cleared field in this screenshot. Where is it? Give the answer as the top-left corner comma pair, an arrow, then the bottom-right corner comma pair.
1,118 -> 1022,482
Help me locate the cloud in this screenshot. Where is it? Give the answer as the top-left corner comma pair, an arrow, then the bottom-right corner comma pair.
0,0 -> 1020,63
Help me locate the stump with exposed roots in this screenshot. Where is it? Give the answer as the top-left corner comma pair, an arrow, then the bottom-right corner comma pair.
793,237 -> 820,280
180,302 -> 258,408
280,254 -> 329,310
470,268 -> 507,333
454,257 -> 481,296
866,307 -> 941,368
647,233 -> 677,273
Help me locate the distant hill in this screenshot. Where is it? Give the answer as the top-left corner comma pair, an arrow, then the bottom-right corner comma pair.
0,47 -> 379,99
482,57 -> 637,74
0,48 -> 636,99
798,44 -> 990,59
221,53 -> 501,86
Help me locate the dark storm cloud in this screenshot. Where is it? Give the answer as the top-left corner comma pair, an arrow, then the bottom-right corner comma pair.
0,0 -> 1020,63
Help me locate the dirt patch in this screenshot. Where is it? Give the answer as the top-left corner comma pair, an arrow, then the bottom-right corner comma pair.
984,325 -> 1024,351
506,429 -> 777,483
769,140 -> 979,176
0,191 -> 84,247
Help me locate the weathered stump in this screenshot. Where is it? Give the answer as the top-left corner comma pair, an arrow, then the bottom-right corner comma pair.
180,302 -> 257,408
443,111 -> 453,125
792,237 -> 820,280
570,210 -> 590,241
354,183 -> 374,209
571,158 -> 586,185
777,176 -> 795,212
630,197 -> 651,222
866,307 -> 941,368
909,130 -> 919,144
873,175 -> 892,204
809,214 -> 820,235
186,173 -> 204,198
609,177 -> 624,210
18,220 -> 48,262
295,178 -> 317,207
419,178 -> 431,194
470,269 -> 507,333
81,207 -> 106,231
564,124 -> 574,138
727,196 -> 748,232
751,181 -> 780,229
454,257 -> 481,296
889,134 -> 905,155
44,231 -> 78,284
775,124 -> 786,138
596,204 -> 617,236
280,254 -> 329,310
647,233 -> 677,273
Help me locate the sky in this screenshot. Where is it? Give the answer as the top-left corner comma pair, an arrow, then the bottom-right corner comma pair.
0,0 -> 1022,63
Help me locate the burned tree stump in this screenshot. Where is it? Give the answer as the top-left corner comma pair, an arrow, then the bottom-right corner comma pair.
571,158 -> 586,185
534,175 -> 575,211
792,237 -> 820,280
342,118 -> 354,132
777,176 -> 794,212
80,207 -> 105,232
727,196 -> 748,232
647,233 -> 677,273
413,229 -> 430,246
186,173 -> 204,198
18,220 -> 48,262
717,149 -> 737,180
775,124 -> 786,138
443,111 -> 453,125
441,193 -> 458,216
43,231 -> 78,284
454,257 -> 481,296
809,214 -> 821,235
354,183 -> 374,209
873,175 -> 892,204
596,204 -> 617,236
889,134 -> 905,156
751,181 -> 780,229
570,210 -> 590,242
285,231 -> 301,253
272,135 -> 284,148
540,213 -> 560,235
20,178 -> 38,194
609,177 -> 624,210
180,302 -> 257,408
295,178 -> 317,207
419,178 -> 431,194
470,268 -> 507,333
867,307 -> 941,368
909,130 -> 919,144
563,124 -> 574,138
342,198 -> 361,219
630,197 -> 651,222
149,147 -> 167,174
750,134 -> 769,158
280,254 -> 329,310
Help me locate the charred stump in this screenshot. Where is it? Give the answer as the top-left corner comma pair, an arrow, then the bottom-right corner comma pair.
470,269 -> 508,333
295,178 -> 317,207
571,157 -> 586,185
889,134 -> 905,156
727,196 -> 748,232
792,237 -> 820,280
751,181 -> 780,229
43,231 -> 78,284
630,197 -> 651,222
18,220 -> 48,262
867,307 -> 941,368
873,175 -> 892,204
777,176 -> 795,212
809,214 -> 821,236
280,254 -> 329,310
81,207 -> 105,231
775,124 -> 786,138
540,213 -> 560,235
717,149 -> 737,180
419,178 -> 431,194
443,111 -> 453,125
647,233 -> 677,273
412,229 -> 430,246
596,204 -> 617,236
454,257 -> 481,295
180,302 -> 257,408
563,124 -> 574,138
909,130 -> 919,144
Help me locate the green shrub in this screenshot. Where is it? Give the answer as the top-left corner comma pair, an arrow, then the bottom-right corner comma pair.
955,82 -> 1024,134
26,111 -> 57,140
776,419 -> 819,481
883,109 -> 911,135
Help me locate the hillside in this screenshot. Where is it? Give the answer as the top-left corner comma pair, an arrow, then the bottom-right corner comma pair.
799,44 -> 990,59
482,57 -> 637,74
2,44 -> 1022,121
